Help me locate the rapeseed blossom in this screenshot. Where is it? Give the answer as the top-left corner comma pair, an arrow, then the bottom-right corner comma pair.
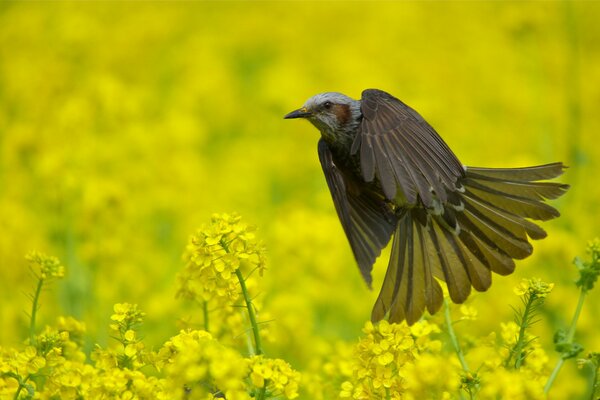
248,355 -> 301,399
177,213 -> 266,304
26,251 -> 65,280
339,319 -> 460,399
110,303 -> 146,335
176,213 -> 268,346
340,320 -> 417,398
513,278 -> 554,298
158,329 -> 249,399
2,236 -> 599,398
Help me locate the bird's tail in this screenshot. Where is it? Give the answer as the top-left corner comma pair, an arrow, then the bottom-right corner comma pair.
372,162 -> 569,325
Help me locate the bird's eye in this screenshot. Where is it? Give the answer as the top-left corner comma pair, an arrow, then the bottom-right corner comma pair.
323,101 -> 333,110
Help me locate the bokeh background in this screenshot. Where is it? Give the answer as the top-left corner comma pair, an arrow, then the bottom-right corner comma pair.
0,1 -> 598,398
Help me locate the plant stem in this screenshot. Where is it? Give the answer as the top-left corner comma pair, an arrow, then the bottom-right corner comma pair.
202,300 -> 209,332
512,294 -> 536,369
444,299 -> 469,372
590,363 -> 600,400
256,386 -> 267,400
545,358 -> 565,395
567,288 -> 586,342
8,373 -> 32,400
444,299 -> 472,400
13,385 -> 22,400
544,288 -> 587,394
235,268 -> 263,356
29,277 -> 44,345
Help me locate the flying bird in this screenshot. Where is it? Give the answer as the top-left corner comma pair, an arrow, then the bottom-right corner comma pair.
285,89 -> 568,325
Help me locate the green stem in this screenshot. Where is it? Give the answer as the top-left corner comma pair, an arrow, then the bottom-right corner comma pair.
29,277 -> 45,345
444,299 -> 472,400
512,294 -> 536,369
545,358 -> 565,396
567,289 -> 586,342
444,299 -> 469,372
7,372 -> 32,400
590,363 -> 599,400
13,385 -> 22,400
256,386 -> 267,400
202,300 -> 209,332
235,269 -> 263,356
544,288 -> 587,394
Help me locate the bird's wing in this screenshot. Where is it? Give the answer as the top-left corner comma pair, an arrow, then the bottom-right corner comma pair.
352,89 -> 465,207
318,139 -> 397,286
372,162 -> 568,325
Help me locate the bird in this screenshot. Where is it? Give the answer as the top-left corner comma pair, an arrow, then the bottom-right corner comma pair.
284,89 -> 569,325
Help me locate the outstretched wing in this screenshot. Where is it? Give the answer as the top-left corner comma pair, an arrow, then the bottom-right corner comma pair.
351,89 -> 465,207
372,162 -> 569,325
318,139 -> 397,286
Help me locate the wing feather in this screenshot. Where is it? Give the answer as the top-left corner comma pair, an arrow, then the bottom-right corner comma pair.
318,139 -> 397,286
355,89 -> 465,207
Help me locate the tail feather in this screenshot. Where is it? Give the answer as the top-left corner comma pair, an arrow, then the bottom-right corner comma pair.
372,163 -> 567,325
466,162 -> 566,181
464,177 -> 568,201
442,226 -> 492,292
458,206 -> 533,259
372,214 -> 409,323
458,229 -> 516,275
431,223 -> 473,301
422,226 -> 444,315
465,186 -> 560,221
464,193 -> 547,240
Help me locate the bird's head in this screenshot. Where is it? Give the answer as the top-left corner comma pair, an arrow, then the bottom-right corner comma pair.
284,92 -> 361,139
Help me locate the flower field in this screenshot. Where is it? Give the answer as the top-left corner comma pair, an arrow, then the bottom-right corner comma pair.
1,2 -> 599,399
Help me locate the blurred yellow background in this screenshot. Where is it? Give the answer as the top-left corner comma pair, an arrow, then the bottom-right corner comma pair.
0,1 -> 598,398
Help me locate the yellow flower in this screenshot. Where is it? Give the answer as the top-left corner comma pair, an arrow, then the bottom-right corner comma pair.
248,355 -> 300,399
110,303 -> 145,335
459,305 -> 478,321
513,278 -> 554,298
25,251 -> 65,279
124,330 -> 136,342
177,213 -> 267,306
341,320 -> 425,398
159,330 -> 249,399
377,352 -> 394,366
500,322 -> 520,347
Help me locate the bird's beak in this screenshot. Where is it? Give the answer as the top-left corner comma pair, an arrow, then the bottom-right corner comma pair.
284,107 -> 311,119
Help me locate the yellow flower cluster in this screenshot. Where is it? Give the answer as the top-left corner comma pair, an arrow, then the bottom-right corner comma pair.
0,238 -> 301,399
340,320 -> 415,399
248,355 -> 300,399
0,234 -> 596,399
25,251 -> 65,280
110,303 -> 145,335
158,329 -> 249,400
0,318 -> 90,399
339,319 -> 459,399
477,330 -> 550,400
2,303 -> 288,399
461,317 -> 551,398
513,278 -> 555,298
177,213 -> 266,304
175,213 -> 270,346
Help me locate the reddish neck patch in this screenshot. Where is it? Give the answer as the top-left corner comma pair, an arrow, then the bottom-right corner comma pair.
332,104 -> 351,126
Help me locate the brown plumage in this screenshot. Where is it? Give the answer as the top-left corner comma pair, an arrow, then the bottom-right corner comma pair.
285,89 -> 568,325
